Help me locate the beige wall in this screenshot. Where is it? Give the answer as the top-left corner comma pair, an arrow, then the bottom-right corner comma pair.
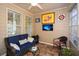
0,6 -> 7,55
34,7 -> 69,44
0,4 -> 33,55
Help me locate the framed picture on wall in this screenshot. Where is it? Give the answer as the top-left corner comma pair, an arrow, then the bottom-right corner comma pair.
42,24 -> 53,31
58,14 -> 65,20
41,12 -> 55,24
35,18 -> 40,23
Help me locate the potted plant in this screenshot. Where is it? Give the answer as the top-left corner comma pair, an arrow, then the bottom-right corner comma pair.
61,48 -> 74,56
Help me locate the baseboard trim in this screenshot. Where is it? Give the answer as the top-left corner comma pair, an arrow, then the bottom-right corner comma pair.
39,41 -> 53,46
1,53 -> 6,56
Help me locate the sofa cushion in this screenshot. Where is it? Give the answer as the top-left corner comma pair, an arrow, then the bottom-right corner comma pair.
15,42 -> 33,55
10,43 -> 20,51
19,38 -> 28,45
20,42 -> 33,51
8,36 -> 20,46
19,34 -> 28,40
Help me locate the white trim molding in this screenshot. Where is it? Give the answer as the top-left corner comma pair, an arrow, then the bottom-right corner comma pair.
39,41 -> 53,46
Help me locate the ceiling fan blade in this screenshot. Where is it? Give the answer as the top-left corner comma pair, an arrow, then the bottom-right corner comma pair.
36,4 -> 43,10
28,5 -> 32,10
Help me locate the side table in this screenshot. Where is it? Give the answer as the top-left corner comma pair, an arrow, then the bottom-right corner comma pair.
30,46 -> 40,56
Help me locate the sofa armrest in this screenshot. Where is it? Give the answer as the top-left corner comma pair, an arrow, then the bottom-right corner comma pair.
5,38 -> 16,56
10,47 -> 16,53
6,46 -> 16,56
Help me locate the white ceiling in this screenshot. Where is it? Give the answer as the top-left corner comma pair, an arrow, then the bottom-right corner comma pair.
15,3 -> 72,14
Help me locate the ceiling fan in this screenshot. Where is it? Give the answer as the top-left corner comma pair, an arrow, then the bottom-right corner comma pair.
28,3 -> 43,10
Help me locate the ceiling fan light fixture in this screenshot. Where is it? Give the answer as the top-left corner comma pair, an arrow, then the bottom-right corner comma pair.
31,3 -> 37,6
28,3 -> 43,10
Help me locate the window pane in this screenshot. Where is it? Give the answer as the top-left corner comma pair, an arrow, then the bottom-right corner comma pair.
8,11 -> 14,36
71,16 -> 78,25
15,26 -> 21,35
8,11 -> 13,22
71,8 -> 77,17
71,26 -> 77,35
15,13 -> 20,25
71,25 -> 78,47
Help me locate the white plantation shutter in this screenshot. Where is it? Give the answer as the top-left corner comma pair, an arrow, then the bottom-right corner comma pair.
8,10 -> 21,36
70,4 -> 78,48
25,16 -> 32,36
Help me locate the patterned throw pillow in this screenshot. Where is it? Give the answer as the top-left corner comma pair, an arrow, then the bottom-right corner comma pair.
19,39 -> 28,45
28,37 -> 34,42
10,43 -> 20,51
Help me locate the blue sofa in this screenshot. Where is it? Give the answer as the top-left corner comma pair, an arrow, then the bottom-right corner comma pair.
5,34 -> 35,56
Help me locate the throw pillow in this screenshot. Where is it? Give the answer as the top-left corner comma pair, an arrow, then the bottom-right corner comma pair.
28,37 -> 34,42
10,43 -> 20,51
19,39 -> 28,45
